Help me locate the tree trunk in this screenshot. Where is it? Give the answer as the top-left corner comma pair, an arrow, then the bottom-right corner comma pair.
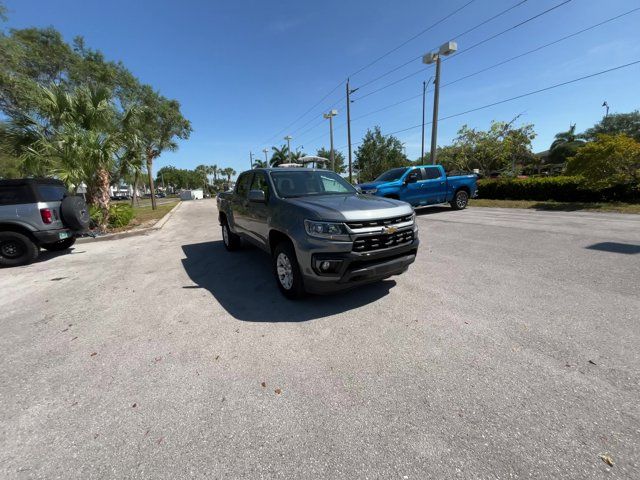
146,151 -> 157,210
94,167 -> 111,230
131,170 -> 139,207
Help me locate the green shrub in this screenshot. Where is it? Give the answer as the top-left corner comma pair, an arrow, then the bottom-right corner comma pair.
89,203 -> 134,229
477,176 -> 639,203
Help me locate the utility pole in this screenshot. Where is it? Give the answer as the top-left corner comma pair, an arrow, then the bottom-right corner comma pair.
346,79 -> 354,183
423,41 -> 457,165
249,151 -> 254,169
421,80 -> 426,163
262,148 -> 269,165
284,136 -> 292,162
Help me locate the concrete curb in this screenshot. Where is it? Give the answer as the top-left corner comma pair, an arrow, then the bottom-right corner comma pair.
76,201 -> 182,244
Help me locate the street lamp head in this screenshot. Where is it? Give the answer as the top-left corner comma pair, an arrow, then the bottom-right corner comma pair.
330,109 -> 338,116
439,41 -> 457,56
284,135 -> 292,141
323,109 -> 338,119
422,52 -> 437,64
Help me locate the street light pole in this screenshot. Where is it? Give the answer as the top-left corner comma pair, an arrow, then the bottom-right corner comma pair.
421,80 -> 426,162
430,56 -> 441,165
284,136 -> 292,162
423,41 -> 457,165
262,148 -> 269,165
249,151 -> 253,169
346,79 -> 354,182
323,109 -> 338,171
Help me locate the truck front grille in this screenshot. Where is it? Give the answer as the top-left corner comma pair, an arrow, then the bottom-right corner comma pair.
346,214 -> 413,230
352,229 -> 414,253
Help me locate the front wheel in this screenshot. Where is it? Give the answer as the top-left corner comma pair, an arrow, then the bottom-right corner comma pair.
42,237 -> 76,252
273,242 -> 305,299
0,231 -> 39,267
450,190 -> 469,210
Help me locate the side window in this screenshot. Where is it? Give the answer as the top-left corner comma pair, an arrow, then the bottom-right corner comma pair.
0,185 -> 32,205
235,173 -> 252,198
36,185 -> 68,202
423,167 -> 441,180
250,172 -> 270,200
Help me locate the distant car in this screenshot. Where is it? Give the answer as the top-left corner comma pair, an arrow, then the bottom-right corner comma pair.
358,165 -> 478,210
0,178 -> 91,267
156,192 -> 166,198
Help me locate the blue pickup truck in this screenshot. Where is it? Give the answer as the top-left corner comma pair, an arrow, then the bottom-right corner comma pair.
357,165 -> 477,210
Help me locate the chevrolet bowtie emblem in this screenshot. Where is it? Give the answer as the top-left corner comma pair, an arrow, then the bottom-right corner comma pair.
383,226 -> 398,235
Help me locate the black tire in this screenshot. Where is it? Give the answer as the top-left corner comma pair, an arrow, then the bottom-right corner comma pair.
60,196 -> 91,231
0,231 -> 39,267
272,241 -> 305,299
221,220 -> 241,251
42,237 -> 76,252
450,190 -> 469,210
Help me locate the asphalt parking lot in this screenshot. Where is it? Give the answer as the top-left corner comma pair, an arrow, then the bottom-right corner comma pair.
1,200 -> 639,479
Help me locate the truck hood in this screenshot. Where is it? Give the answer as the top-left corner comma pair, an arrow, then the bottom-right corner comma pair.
284,194 -> 412,221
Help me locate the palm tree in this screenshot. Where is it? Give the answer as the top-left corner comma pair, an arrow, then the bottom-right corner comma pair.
549,124 -> 586,167
195,164 -> 209,190
252,159 -> 268,168
270,144 -> 289,167
550,124 -> 581,150
210,164 -> 218,184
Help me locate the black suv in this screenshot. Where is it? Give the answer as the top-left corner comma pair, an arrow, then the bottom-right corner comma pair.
0,178 -> 90,267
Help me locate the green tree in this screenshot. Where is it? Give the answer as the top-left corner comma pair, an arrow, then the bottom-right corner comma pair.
582,111 -> 640,142
270,144 -> 289,167
450,118 -> 536,176
566,134 -> 640,189
354,126 -> 409,181
252,159 -> 268,168
137,85 -> 192,209
547,124 -> 585,166
317,147 -> 345,173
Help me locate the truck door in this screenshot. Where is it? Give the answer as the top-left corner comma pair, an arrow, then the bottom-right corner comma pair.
400,167 -> 424,206
245,171 -> 271,248
231,172 -> 253,234
421,166 -> 447,204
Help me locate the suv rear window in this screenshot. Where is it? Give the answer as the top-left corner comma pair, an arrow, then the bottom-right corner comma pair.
36,185 -> 68,202
0,185 -> 33,205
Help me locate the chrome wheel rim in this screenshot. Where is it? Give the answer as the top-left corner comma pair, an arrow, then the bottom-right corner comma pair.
222,224 -> 229,246
276,253 -> 294,290
456,191 -> 468,208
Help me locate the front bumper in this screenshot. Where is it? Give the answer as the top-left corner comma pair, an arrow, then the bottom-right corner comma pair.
298,236 -> 419,294
32,228 -> 75,245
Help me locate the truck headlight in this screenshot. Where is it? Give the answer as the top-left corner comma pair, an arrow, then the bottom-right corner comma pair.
304,220 -> 349,240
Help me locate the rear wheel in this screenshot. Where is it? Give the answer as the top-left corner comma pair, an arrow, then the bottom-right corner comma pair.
273,242 -> 305,299
450,190 -> 469,210
0,231 -> 39,267
221,219 -> 241,251
42,237 -> 76,252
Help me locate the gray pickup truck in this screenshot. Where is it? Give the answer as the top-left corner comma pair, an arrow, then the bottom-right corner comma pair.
217,168 -> 419,298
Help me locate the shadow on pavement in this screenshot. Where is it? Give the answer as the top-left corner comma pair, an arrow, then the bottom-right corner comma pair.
586,242 -> 640,255
34,247 -> 86,264
181,241 -> 395,322
414,205 -> 452,216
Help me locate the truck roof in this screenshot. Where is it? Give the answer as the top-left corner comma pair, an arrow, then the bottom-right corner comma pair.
0,178 -> 65,187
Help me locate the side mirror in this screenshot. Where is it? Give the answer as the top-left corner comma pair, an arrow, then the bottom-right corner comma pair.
248,189 -> 266,203
404,173 -> 419,184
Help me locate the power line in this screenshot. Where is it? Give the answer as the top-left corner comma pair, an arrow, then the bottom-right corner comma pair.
339,60 -> 640,149
353,0 -> 531,92
348,0 -> 478,78
349,6 -> 640,113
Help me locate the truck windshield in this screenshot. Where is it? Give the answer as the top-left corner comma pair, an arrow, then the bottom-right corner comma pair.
374,167 -> 408,182
270,170 -> 357,198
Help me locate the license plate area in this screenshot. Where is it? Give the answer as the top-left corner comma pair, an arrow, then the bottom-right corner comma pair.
58,231 -> 71,240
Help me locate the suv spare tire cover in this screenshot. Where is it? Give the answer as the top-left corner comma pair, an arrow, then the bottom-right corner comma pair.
60,196 -> 91,231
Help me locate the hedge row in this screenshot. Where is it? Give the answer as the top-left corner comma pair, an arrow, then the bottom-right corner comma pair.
477,176 -> 639,203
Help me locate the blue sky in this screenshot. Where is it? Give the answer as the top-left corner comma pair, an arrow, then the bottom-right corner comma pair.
3,0 -> 640,176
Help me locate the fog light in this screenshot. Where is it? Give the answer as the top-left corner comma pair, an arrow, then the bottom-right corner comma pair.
314,258 -> 343,274
321,261 -> 331,271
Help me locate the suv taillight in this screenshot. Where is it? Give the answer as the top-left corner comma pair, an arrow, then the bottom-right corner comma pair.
40,208 -> 53,224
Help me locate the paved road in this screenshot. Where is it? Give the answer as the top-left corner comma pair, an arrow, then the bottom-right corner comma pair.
1,200 -> 639,479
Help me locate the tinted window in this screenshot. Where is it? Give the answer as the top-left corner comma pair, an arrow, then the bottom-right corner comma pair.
36,184 -> 68,202
250,172 -> 270,200
270,170 -> 356,198
374,167 -> 408,182
235,173 -> 252,197
0,185 -> 32,205
423,167 -> 441,180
